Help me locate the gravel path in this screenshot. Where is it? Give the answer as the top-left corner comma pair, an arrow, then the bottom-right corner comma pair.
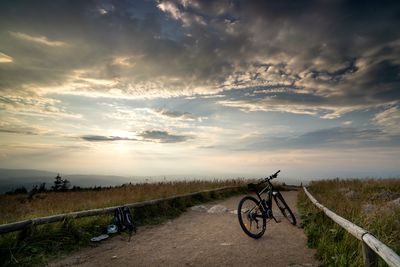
48,191 -> 319,267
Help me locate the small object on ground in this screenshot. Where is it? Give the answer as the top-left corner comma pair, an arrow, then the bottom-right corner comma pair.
111,256 -> 118,259
114,206 -> 137,242
90,234 -> 109,242
207,205 -> 228,213
191,205 -> 208,212
220,242 -> 232,246
230,210 -> 238,215
107,224 -> 118,234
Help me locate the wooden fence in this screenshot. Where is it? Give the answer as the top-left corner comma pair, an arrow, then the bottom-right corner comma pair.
303,187 -> 400,267
0,186 -> 243,235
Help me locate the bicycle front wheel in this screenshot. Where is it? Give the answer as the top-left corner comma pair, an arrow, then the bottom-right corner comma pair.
273,192 -> 296,225
237,196 -> 266,239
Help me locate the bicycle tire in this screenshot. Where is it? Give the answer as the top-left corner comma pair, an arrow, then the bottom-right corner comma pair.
273,192 -> 297,225
237,196 -> 266,239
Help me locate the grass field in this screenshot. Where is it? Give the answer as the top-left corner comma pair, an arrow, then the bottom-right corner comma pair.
0,179 -> 247,266
298,179 -> 400,266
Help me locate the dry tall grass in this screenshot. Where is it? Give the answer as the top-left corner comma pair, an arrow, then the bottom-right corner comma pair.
0,179 -> 246,224
0,179 -> 247,266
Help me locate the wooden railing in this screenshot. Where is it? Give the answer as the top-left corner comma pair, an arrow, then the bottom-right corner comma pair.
303,187 -> 400,267
0,186 -> 243,235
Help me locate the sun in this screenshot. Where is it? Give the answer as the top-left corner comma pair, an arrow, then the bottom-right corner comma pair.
109,130 -> 133,139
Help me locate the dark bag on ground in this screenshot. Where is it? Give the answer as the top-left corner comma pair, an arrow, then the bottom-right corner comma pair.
114,206 -> 137,241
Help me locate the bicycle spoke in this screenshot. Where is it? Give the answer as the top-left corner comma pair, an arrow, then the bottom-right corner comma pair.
238,196 -> 266,238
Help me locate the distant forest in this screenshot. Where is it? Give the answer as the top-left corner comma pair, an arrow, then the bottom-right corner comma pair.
5,173 -> 135,196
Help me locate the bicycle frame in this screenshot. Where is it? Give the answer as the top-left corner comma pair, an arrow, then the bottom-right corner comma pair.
251,179 -> 278,219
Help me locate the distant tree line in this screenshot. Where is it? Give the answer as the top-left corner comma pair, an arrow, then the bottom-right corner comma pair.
5,174 -> 136,195
6,173 -> 70,195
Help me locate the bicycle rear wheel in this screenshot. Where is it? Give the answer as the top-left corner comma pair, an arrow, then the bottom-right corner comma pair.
273,192 -> 296,225
237,196 -> 266,239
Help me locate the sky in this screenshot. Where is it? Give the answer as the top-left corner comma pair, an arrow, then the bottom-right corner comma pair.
0,0 -> 400,181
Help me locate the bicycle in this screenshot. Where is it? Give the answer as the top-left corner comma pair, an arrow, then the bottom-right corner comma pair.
237,170 -> 296,239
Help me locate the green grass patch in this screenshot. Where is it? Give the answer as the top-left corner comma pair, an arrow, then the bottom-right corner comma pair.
298,179 -> 400,266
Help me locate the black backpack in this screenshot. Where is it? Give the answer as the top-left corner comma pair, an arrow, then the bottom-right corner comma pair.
114,206 -> 137,241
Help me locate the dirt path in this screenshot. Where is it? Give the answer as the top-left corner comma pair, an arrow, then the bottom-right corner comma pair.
48,191 -> 319,267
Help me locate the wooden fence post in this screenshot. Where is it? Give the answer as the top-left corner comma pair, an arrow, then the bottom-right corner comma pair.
362,240 -> 377,267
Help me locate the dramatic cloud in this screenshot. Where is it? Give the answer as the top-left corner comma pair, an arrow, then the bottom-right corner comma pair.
1,0 -> 399,115
0,0 -> 399,178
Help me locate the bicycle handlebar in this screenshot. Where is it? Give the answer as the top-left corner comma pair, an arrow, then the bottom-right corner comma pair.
257,170 -> 281,185
272,170 -> 280,178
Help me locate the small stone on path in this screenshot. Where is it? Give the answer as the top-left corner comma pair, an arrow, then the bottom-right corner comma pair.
207,205 -> 228,213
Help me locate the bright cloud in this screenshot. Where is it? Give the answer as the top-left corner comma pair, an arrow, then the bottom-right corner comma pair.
0,52 -> 13,63
373,105 -> 400,135
9,31 -> 68,47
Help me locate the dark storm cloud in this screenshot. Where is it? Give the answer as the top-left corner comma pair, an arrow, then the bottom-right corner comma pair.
81,130 -> 192,143
1,0 -> 399,117
190,0 -> 400,113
